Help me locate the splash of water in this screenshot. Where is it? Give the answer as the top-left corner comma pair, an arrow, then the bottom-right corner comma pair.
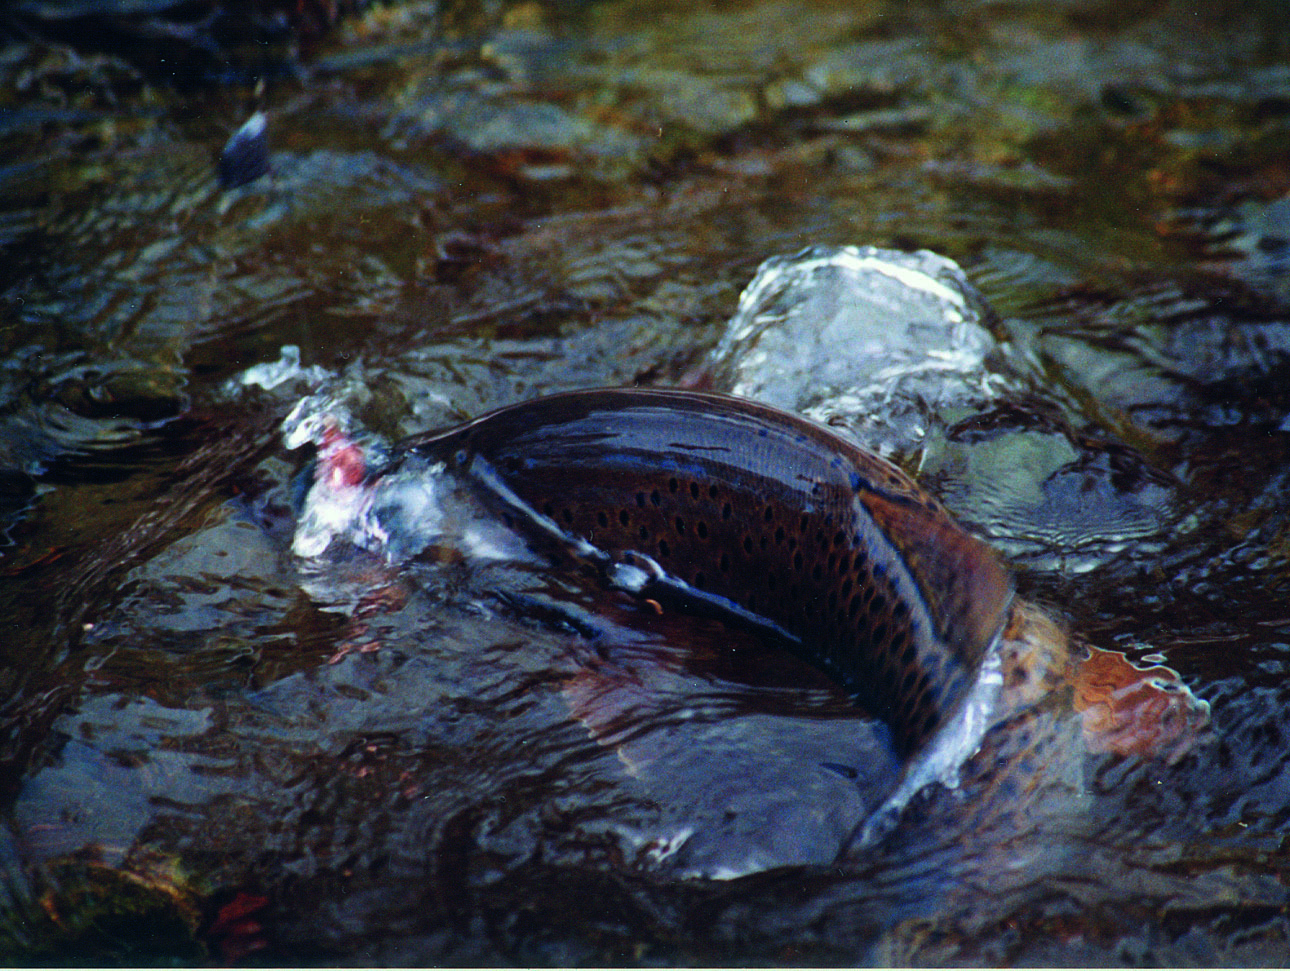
709,245 -> 1008,455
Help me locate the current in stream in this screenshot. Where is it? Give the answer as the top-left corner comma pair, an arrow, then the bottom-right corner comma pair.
2,0 -> 1290,963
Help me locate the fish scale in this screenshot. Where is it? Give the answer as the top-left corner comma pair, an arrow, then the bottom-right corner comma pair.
399,388 -> 1014,757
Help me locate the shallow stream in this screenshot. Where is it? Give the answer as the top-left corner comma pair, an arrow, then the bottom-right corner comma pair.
3,0 -> 1290,963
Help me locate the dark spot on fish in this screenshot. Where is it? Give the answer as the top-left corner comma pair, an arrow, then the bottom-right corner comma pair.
764,506 -> 774,522
659,539 -> 671,557
651,489 -> 662,507
694,571 -> 706,589
669,477 -> 679,493
743,535 -> 753,554
900,640 -> 917,670
881,661 -> 898,690
636,492 -> 647,508
696,521 -> 709,539
914,671 -> 932,704
562,508 -> 574,524
689,481 -> 700,499
708,484 -> 720,499
900,667 -> 917,697
722,502 -> 733,520
719,552 -> 730,572
793,550 -> 804,571
619,509 -> 630,526
597,511 -> 609,528
775,526 -> 785,544
675,517 -> 686,535
639,526 -> 649,541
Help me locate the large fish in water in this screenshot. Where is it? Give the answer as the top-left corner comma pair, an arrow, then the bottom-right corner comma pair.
393,387 -> 1013,760
293,387 -> 1210,847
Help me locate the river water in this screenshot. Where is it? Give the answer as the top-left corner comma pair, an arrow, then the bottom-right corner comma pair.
2,0 -> 1290,963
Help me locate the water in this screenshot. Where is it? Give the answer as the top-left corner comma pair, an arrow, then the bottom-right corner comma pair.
2,0 -> 1290,963
709,245 -> 1006,457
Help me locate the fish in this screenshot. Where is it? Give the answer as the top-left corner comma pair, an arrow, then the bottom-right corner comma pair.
393,388 -> 1016,758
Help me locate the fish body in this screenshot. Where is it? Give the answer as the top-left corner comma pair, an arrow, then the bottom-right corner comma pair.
398,388 -> 1014,756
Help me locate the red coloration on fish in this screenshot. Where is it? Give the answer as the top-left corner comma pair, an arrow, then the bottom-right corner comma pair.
317,421 -> 367,489
1073,648 -> 1210,763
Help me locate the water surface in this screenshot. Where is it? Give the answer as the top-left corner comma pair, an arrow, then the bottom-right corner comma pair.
2,0 -> 1290,963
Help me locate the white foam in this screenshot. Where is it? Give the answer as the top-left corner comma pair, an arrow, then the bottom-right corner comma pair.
292,483 -> 373,558
282,394 -> 350,451
239,345 -> 330,393
360,464 -> 449,560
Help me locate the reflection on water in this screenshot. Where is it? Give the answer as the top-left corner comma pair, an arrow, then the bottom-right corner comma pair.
3,0 -> 1290,962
